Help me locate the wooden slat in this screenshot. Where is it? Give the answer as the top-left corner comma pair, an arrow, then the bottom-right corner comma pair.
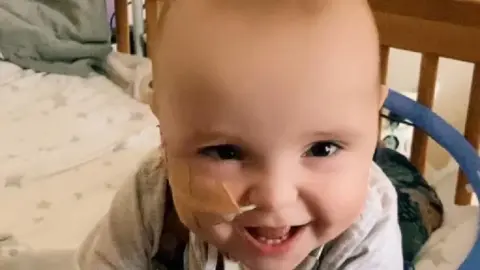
369,0 -> 480,29
378,46 -> 390,139
455,63 -> 480,205
146,0 -> 160,58
114,0 -> 130,53
380,45 -> 390,85
410,54 -> 439,175
373,11 -> 480,63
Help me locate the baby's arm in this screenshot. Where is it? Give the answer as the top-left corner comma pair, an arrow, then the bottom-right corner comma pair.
76,153 -> 167,270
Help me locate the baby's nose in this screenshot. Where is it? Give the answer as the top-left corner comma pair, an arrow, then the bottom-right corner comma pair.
246,172 -> 299,211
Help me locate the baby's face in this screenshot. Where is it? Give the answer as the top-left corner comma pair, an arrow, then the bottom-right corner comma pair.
153,1 -> 382,269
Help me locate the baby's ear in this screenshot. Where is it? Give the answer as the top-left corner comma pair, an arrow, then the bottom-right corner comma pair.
378,84 -> 388,110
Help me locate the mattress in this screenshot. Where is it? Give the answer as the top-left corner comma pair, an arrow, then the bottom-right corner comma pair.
0,59 -> 159,267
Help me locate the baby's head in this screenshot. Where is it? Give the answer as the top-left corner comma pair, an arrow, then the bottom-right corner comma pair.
152,0 -> 385,269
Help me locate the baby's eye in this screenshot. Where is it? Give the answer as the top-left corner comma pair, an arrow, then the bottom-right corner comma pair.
198,144 -> 244,160
304,141 -> 340,157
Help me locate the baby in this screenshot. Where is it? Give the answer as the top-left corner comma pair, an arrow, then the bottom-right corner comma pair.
77,0 -> 403,269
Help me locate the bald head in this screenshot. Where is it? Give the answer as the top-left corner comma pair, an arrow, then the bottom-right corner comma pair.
152,0 -> 379,108
151,0 -> 381,143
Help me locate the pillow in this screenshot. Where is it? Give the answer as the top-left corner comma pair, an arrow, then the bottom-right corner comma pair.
415,210 -> 477,269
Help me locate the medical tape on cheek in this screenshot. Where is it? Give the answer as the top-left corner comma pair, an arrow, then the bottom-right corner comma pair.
167,157 -> 256,225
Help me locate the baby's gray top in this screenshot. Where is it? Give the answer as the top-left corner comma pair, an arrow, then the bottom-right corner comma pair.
75,151 -> 403,270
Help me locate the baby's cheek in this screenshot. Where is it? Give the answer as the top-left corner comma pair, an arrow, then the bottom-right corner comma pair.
308,174 -> 369,236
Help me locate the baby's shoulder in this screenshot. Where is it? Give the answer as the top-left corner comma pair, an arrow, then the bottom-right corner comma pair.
132,149 -> 169,198
130,149 -> 170,230
133,151 -> 190,269
368,161 -> 399,213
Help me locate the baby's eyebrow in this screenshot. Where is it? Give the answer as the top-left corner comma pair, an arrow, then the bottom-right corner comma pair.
184,129 -> 244,146
308,130 -> 360,140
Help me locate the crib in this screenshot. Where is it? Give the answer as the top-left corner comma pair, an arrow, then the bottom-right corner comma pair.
111,0 -> 480,269
370,0 -> 480,206
372,2 -> 480,268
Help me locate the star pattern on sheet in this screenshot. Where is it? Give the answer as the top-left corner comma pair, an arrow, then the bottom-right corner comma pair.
0,235 -> 32,259
129,111 -> 144,121
4,174 -> 23,188
36,200 -> 51,210
51,93 -> 67,108
428,247 -> 448,266
112,141 -> 126,152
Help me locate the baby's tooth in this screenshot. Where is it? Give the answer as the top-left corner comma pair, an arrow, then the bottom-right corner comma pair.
266,239 -> 282,245
256,236 -> 287,245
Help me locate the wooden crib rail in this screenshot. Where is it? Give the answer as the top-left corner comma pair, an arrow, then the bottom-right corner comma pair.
369,0 -> 480,63
373,0 -> 480,205
369,0 -> 480,29
114,0 -> 131,53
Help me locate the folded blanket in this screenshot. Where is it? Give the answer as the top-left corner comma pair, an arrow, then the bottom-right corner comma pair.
0,0 -> 112,77
105,52 -> 153,104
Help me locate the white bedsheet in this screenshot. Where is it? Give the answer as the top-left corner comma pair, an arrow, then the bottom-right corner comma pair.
0,59 -> 159,264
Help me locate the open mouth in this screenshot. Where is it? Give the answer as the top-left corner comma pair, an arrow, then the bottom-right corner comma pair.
245,226 -> 301,244
241,225 -> 305,255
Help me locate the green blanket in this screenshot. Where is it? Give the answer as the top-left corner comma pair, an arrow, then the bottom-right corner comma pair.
0,0 -> 112,77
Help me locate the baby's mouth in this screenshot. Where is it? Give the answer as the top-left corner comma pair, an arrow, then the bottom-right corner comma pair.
244,225 -> 302,245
